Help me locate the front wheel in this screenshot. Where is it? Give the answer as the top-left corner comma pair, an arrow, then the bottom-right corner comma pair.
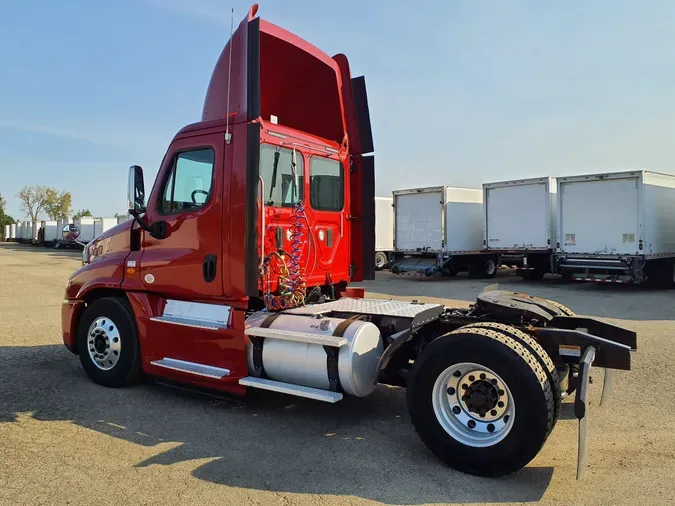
76,297 -> 142,388
407,327 -> 555,477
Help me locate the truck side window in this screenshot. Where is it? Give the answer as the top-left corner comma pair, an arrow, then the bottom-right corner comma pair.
259,144 -> 304,207
160,148 -> 215,214
310,156 -> 343,211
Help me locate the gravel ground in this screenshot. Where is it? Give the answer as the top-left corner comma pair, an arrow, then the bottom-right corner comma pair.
1,243 -> 674,506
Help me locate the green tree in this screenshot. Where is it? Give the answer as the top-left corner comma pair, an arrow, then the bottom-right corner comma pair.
0,193 -> 16,239
73,209 -> 93,219
16,185 -> 51,221
45,190 -> 73,220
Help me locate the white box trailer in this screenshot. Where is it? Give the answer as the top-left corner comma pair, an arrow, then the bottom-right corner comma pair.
374,196 -> 394,269
117,214 -> 131,225
74,217 -> 96,244
40,220 -> 59,245
391,186 -> 497,277
553,170 -> 675,284
94,217 -> 118,238
9,223 -> 16,240
31,221 -> 39,242
3,225 -> 9,241
483,177 -> 556,280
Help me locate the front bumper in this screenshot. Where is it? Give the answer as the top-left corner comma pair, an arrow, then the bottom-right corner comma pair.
62,300 -> 85,354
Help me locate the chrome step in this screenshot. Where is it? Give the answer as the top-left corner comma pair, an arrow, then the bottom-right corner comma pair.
239,376 -> 343,403
245,327 -> 347,347
150,314 -> 226,330
151,358 -> 230,379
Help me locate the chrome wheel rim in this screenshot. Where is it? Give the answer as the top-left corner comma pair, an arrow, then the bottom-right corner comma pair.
375,254 -> 386,268
432,362 -> 515,447
486,259 -> 496,275
87,317 -> 122,371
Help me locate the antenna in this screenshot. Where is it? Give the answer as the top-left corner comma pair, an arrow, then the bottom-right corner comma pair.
225,8 -> 234,144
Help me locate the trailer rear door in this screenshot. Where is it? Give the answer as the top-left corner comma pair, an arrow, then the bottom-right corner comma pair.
559,177 -> 639,254
394,188 -> 444,252
486,182 -> 549,250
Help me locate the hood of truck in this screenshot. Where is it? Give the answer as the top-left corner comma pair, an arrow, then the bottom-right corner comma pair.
86,220 -> 133,264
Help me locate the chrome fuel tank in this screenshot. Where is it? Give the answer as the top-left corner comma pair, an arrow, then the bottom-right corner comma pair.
245,312 -> 384,397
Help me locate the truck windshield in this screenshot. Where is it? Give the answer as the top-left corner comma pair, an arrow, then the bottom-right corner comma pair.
310,156 -> 343,211
260,144 -> 304,207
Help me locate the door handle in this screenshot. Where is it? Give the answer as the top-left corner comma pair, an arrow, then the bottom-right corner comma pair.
203,254 -> 217,282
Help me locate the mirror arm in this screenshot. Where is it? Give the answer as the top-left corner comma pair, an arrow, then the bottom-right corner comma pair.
129,209 -> 167,240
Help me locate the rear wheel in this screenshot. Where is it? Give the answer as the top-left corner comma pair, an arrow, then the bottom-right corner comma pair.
375,252 -> 388,270
470,256 -> 497,279
542,298 -> 575,316
519,269 -> 545,281
407,327 -> 554,477
77,297 -> 142,388
458,322 -> 561,426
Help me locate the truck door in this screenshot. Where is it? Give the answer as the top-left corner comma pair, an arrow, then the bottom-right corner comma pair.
138,133 -> 223,297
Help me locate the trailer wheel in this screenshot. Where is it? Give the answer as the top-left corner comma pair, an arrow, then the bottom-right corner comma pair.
470,256 -> 497,279
76,297 -> 142,388
518,269 -> 545,281
375,252 -> 388,270
407,327 -> 554,477
457,322 -> 561,427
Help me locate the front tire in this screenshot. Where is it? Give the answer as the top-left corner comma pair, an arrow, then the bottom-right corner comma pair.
407,327 -> 554,477
76,297 -> 142,388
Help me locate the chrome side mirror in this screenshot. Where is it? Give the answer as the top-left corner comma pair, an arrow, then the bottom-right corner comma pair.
127,165 -> 146,213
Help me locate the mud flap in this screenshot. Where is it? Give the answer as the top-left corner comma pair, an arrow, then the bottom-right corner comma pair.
575,345 -> 595,480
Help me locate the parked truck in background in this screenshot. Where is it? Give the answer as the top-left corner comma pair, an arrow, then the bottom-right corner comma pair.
390,186 -> 500,278
483,177 -> 556,281
553,170 -> 675,285
60,4 -> 634,480
374,196 -> 393,269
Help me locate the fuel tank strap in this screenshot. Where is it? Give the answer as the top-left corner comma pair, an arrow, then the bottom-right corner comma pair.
250,313 -> 282,378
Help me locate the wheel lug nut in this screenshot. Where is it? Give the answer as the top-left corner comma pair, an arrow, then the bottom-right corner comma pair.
498,401 -> 504,408
452,406 -> 461,415
491,379 -> 498,385
461,384 -> 468,390
447,387 -> 456,395
469,375 -> 475,382
498,389 -> 505,396
480,373 -> 486,380
491,410 -> 497,416
467,420 -> 476,429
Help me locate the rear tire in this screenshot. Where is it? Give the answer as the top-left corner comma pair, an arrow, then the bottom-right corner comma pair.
542,298 -> 575,316
77,297 -> 142,388
375,252 -> 388,270
519,269 -> 545,281
470,256 -> 497,279
458,322 -> 562,427
407,327 -> 554,477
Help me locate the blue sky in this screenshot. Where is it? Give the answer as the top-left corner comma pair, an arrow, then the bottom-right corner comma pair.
1,0 -> 675,219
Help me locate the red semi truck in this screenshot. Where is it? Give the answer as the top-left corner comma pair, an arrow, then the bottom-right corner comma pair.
62,5 -> 635,478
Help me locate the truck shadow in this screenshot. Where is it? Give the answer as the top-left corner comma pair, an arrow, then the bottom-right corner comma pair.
1,344 -> 553,505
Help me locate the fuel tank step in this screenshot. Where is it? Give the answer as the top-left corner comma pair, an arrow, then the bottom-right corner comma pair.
245,327 -> 347,347
239,377 -> 343,403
